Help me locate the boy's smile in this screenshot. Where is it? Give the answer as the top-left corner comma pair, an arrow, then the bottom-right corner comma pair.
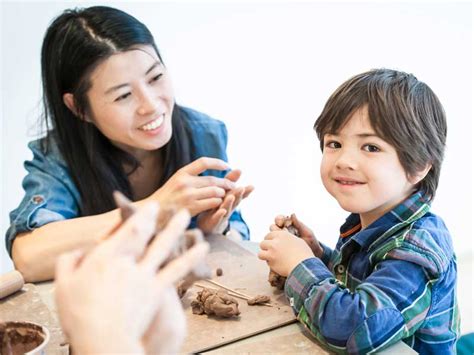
320,105 -> 418,228
333,176 -> 366,186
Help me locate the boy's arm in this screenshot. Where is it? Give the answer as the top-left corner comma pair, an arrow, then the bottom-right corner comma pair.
286,214 -> 333,265
318,242 -> 333,267
285,255 -> 442,353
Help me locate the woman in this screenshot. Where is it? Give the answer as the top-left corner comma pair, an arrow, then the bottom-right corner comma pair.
6,6 -> 252,282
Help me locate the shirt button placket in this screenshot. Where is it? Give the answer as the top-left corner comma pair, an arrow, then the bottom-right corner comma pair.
336,264 -> 346,274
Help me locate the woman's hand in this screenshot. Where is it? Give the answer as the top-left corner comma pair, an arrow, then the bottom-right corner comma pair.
196,169 -> 253,234
54,202 -> 209,354
258,230 -> 314,277
149,157 -> 236,217
269,214 -> 323,258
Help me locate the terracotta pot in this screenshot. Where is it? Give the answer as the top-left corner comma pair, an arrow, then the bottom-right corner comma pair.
0,321 -> 50,355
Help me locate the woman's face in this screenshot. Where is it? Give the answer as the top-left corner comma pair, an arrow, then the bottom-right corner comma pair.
85,45 -> 174,159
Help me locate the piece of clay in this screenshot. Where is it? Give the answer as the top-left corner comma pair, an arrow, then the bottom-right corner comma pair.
216,268 -> 223,277
247,295 -> 271,305
191,288 -> 240,318
113,192 -> 211,298
268,270 -> 286,290
177,280 -> 188,298
275,215 -> 300,237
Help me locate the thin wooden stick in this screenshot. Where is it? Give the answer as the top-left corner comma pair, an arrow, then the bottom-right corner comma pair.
204,279 -> 252,299
199,279 -> 273,307
194,283 -> 249,301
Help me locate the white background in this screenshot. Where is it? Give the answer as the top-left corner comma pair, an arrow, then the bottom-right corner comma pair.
1,1 -> 473,328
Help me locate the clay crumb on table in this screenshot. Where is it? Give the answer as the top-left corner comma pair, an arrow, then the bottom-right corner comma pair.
247,295 -> 271,306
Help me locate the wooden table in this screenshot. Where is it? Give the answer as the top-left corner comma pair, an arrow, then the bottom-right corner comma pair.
4,237 -> 416,354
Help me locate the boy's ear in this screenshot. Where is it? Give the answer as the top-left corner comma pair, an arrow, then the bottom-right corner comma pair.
63,93 -> 92,122
408,164 -> 432,185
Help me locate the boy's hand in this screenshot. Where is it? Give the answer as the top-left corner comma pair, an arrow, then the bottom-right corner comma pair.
290,214 -> 324,258
258,230 -> 314,277
269,214 -> 324,259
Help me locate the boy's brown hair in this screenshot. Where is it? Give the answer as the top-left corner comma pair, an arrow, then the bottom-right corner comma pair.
314,68 -> 446,201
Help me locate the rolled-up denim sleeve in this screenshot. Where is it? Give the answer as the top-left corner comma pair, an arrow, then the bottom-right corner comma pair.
5,142 -> 80,256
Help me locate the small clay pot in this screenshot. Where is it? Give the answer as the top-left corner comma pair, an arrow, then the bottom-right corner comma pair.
0,321 -> 50,355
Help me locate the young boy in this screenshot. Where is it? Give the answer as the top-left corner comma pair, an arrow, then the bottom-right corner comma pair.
258,69 -> 459,354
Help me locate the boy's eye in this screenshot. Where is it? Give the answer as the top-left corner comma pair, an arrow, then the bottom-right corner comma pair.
114,92 -> 131,102
362,144 -> 380,152
325,141 -> 341,149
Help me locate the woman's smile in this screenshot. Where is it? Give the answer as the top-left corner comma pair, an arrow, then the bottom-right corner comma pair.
138,113 -> 165,132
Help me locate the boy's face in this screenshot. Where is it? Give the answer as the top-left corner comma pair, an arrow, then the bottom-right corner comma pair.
320,105 -> 416,228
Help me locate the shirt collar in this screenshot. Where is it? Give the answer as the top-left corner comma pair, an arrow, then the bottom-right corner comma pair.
339,191 -> 431,250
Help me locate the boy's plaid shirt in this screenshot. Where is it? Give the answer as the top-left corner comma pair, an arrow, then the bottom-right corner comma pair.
285,192 -> 460,354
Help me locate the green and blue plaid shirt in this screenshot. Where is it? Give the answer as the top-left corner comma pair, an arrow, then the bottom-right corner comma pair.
285,192 -> 460,354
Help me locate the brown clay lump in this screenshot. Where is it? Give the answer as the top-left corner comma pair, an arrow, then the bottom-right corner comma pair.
268,270 -> 286,290
114,192 -> 211,299
191,288 -> 240,318
247,295 -> 271,305
275,215 -> 300,237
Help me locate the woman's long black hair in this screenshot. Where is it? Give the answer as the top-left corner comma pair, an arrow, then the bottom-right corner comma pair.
40,6 -> 193,215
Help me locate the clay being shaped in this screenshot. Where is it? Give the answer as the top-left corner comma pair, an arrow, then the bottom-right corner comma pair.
113,192 -> 211,298
268,215 -> 300,290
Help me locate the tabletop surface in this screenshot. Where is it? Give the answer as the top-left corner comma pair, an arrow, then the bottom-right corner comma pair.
4,238 -> 416,354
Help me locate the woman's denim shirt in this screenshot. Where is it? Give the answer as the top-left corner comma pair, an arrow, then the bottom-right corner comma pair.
5,107 -> 250,255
